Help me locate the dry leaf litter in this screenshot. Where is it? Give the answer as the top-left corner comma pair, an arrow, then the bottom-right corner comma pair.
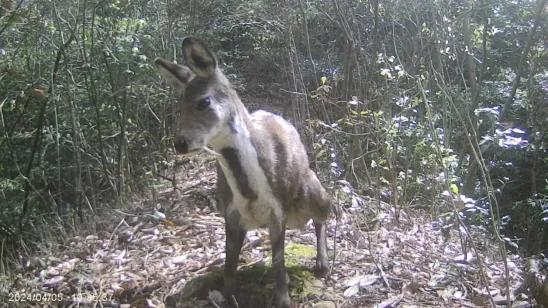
9,153 -> 533,307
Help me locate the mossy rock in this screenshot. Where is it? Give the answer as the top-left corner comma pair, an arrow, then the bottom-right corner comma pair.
284,243 -> 317,267
166,246 -> 324,308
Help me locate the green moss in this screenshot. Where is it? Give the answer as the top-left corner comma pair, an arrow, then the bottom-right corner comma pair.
287,266 -> 324,301
267,243 -> 317,267
286,243 -> 316,265
179,263 -> 324,306
176,244 -> 323,306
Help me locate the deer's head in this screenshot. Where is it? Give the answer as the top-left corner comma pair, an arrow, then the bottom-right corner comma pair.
154,37 -> 241,154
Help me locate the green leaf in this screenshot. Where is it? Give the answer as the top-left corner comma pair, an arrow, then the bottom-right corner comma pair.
450,184 -> 459,195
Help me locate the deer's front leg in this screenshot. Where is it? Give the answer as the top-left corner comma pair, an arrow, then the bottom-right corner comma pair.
224,212 -> 246,305
269,219 -> 290,308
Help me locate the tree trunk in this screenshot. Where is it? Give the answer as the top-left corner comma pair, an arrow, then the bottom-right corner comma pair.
461,0 -> 480,197
502,0 -> 547,119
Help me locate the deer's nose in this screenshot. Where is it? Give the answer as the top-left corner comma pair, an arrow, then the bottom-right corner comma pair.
174,136 -> 189,154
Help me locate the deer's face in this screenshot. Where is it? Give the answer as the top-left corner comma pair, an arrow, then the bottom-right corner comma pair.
171,75 -> 233,154
154,38 -> 235,154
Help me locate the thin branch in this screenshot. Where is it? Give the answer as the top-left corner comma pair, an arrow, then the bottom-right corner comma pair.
502,0 -> 547,119
0,0 -> 25,37
19,24 -> 77,230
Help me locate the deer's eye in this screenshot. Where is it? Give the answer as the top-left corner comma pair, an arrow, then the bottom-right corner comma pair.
197,97 -> 211,111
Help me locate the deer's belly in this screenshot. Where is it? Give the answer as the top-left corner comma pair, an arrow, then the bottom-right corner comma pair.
228,193 -> 282,229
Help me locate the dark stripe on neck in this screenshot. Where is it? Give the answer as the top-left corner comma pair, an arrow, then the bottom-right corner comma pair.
227,116 -> 238,134
250,131 -> 292,207
220,147 -> 258,201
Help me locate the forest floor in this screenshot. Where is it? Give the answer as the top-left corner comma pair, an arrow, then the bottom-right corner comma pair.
9,153 -> 533,307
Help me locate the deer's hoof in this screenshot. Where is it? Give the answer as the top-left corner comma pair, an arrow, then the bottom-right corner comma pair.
314,261 -> 330,278
272,291 -> 291,308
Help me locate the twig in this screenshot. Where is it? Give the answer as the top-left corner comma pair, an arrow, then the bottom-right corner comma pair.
106,218 -> 128,248
280,88 -> 307,96
112,209 -> 139,217
231,295 -> 240,308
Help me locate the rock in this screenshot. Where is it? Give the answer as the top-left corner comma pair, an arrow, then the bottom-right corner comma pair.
313,300 -> 336,308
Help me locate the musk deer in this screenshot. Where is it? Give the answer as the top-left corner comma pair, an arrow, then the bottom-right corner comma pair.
154,37 -> 331,308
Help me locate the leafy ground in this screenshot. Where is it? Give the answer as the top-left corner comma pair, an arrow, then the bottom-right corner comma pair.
7,153 -> 532,307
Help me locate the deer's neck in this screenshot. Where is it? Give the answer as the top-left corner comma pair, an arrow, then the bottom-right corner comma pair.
209,103 -> 266,202
210,100 -> 253,150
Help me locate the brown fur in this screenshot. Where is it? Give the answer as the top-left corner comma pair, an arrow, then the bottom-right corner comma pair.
248,110 -> 330,228
154,37 -> 331,308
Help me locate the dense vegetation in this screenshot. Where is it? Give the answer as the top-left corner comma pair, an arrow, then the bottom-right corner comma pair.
0,0 -> 546,300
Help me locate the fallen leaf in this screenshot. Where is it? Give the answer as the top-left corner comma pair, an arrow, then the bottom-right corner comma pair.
378,294 -> 403,308
343,284 -> 359,298
359,275 -> 379,288
44,276 -> 64,288
171,255 -> 187,265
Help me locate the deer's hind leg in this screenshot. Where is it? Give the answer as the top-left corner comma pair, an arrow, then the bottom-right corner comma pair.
306,171 -> 331,277
269,218 -> 290,308
313,220 -> 329,277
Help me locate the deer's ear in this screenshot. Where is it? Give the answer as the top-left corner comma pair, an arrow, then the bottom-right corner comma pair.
154,57 -> 193,90
182,37 -> 217,78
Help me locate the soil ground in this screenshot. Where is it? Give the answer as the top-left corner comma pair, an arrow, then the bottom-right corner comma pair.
7,153 -> 531,307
